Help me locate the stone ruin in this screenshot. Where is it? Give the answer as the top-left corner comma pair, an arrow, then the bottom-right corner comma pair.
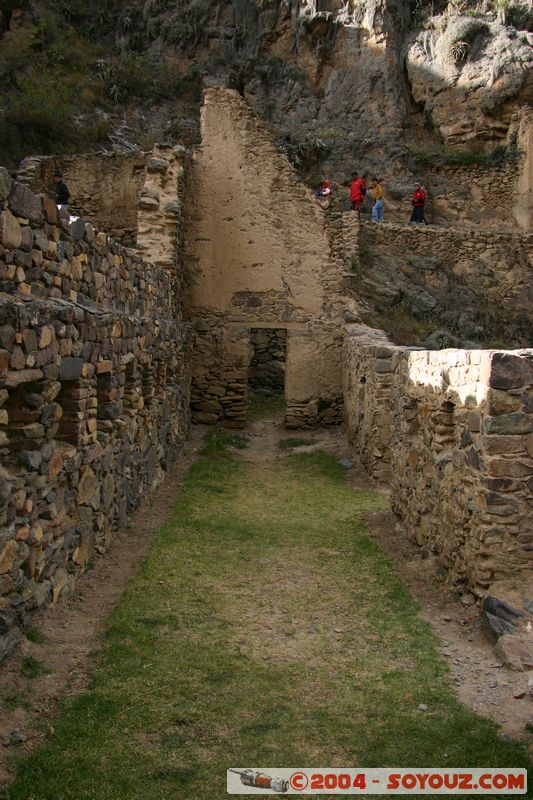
0,87 -> 532,659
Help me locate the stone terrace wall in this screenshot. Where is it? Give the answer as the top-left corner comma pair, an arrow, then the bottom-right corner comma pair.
343,324 -> 533,592
0,169 -> 191,659
17,152 -> 147,246
358,222 -> 533,344
423,156 -> 522,230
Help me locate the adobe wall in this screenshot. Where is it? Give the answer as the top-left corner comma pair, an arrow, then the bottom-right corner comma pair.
17,152 -> 147,246
184,88 -> 355,429
0,171 -> 191,660
343,325 -> 533,592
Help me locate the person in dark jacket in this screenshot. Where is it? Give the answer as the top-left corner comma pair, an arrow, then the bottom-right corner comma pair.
410,182 -> 427,224
53,173 -> 70,210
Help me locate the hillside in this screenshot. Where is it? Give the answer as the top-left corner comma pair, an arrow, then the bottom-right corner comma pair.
1,0 -> 531,188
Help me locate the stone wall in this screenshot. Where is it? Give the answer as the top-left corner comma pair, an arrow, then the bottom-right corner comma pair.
343,324 -> 533,592
136,144 -> 189,270
17,152 -> 147,246
423,157 -> 522,230
358,221 -> 533,345
249,328 -> 286,396
0,169 -> 191,659
185,88 -> 356,429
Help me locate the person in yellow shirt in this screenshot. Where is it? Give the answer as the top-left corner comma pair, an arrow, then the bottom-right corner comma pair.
371,177 -> 384,222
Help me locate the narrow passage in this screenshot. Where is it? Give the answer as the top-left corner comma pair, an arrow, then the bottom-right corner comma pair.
4,421 -> 531,800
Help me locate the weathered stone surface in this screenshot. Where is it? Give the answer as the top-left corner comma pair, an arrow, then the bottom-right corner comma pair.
5,368 -> 43,388
490,354 -> 533,391
9,183 -> 43,224
0,628 -> 22,662
59,357 -> 83,381
0,167 -> 11,202
0,210 -> 22,249
485,413 -> 533,436
0,541 -> 17,574
494,635 -> 533,672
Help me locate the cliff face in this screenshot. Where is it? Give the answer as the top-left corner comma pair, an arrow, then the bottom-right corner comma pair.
2,1 -> 531,177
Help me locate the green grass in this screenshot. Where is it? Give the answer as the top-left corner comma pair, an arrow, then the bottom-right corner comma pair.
2,449 -> 531,799
19,656 -> 47,680
278,437 -> 317,450
246,393 -> 285,420
202,429 -> 248,455
24,627 -> 46,645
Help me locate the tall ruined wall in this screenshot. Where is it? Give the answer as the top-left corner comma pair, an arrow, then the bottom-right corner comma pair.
343,325 -> 533,592
136,144 -> 189,271
17,153 -> 147,246
184,88 -> 352,428
358,222 -> 533,345
0,171 -> 191,660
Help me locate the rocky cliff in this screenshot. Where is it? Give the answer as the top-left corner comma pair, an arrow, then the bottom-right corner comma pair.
1,0 -> 531,205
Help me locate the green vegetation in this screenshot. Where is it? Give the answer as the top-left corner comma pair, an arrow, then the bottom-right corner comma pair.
278,437 -> 317,449
24,627 -> 46,645
246,393 -> 285,420
412,143 -> 515,168
1,691 -> 32,713
202,428 -> 249,454
20,656 -> 47,679
364,307 -> 435,346
0,4 -> 202,166
3,445 -> 531,799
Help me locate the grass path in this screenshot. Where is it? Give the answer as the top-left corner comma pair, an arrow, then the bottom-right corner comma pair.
2,431 -> 531,799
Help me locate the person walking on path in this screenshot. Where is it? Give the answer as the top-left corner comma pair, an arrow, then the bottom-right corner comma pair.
350,171 -> 365,218
53,172 -> 70,211
410,182 -> 427,224
371,177 -> 384,223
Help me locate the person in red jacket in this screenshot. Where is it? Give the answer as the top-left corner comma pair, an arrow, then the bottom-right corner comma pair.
410,182 -> 427,224
350,171 -> 365,217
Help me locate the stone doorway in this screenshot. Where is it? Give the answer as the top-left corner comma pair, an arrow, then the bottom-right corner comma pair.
248,328 -> 287,399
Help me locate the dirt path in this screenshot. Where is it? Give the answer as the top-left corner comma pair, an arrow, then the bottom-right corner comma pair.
1,417 -> 531,798
243,419 -> 533,749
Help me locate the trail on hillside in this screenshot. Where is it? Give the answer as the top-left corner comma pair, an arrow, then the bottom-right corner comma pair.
2,419 -> 530,800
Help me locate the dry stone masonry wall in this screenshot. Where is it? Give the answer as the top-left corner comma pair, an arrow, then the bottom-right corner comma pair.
17,152 -> 147,246
358,221 -> 533,345
0,169 -> 191,660
343,325 -> 533,593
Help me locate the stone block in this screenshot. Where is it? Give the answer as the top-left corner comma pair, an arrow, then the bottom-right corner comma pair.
0,210 -> 22,249
0,167 -> 11,202
9,183 -> 43,224
494,634 -> 533,671
484,413 -> 533,436
0,540 -> 17,574
59,357 -> 83,381
490,353 -> 533,391
5,368 -> 43,388
42,195 -> 59,224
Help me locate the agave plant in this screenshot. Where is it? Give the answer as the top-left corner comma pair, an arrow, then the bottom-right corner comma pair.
451,39 -> 469,62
